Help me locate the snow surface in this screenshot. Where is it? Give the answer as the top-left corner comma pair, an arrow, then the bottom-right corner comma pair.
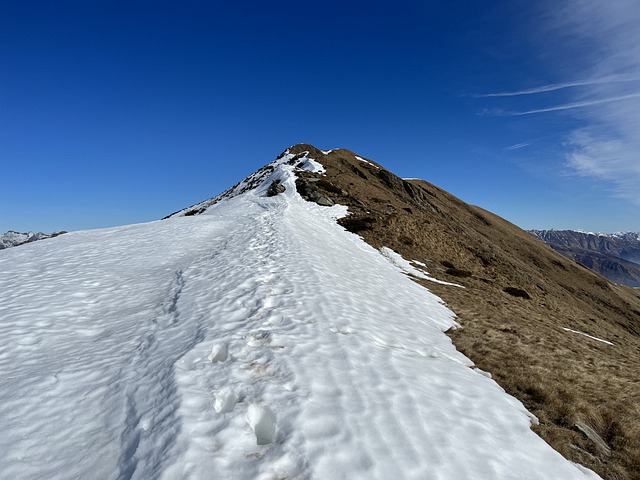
355,155 -> 379,169
0,159 -> 601,479
380,247 -> 463,287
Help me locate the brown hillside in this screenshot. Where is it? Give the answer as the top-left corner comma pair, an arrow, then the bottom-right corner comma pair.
288,144 -> 640,480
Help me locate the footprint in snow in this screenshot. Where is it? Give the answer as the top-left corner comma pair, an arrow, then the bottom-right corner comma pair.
246,330 -> 271,347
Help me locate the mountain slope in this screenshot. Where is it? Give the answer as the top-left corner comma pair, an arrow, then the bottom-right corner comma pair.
274,144 -> 640,480
0,150 -> 601,480
529,230 -> 640,287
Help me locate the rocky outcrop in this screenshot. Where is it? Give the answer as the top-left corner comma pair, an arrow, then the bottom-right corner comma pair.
266,179 -> 286,196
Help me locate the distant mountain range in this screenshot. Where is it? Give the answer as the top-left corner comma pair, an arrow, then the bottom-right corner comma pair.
529,230 -> 640,287
0,231 -> 51,249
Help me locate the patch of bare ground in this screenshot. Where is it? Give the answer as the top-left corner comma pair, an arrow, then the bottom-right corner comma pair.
289,144 -> 640,480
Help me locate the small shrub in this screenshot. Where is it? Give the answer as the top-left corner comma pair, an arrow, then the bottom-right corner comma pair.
400,235 -> 414,246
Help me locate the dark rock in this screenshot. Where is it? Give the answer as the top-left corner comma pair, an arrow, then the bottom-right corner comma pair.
377,169 -> 397,189
503,287 -> 531,299
339,216 -> 377,233
267,180 -> 286,197
350,166 -> 368,179
315,196 -> 334,206
446,268 -> 472,278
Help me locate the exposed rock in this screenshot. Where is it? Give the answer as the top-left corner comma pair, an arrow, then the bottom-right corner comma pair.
266,179 -> 286,197
338,216 -> 376,234
573,422 -> 611,457
295,177 -> 336,207
503,287 -> 531,299
446,268 -> 473,278
315,195 -> 334,206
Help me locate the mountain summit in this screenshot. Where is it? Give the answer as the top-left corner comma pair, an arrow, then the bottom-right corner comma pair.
1,145 -> 637,479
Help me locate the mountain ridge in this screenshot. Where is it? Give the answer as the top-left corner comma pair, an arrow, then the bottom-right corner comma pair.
2,144 -> 638,479
267,144 -> 640,479
0,147 -> 604,479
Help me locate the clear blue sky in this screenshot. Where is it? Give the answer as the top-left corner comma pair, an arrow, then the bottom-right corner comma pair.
2,0 -> 639,233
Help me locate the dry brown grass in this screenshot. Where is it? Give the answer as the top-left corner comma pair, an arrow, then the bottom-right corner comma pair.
289,144 -> 640,480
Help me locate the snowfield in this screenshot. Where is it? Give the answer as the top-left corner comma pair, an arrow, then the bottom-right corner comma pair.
0,154 -> 600,479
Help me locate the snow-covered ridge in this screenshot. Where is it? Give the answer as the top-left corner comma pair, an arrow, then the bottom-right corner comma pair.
0,153 -> 600,479
574,230 -> 640,240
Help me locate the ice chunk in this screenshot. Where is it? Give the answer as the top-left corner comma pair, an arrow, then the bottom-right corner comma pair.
246,404 -> 276,445
208,343 -> 228,363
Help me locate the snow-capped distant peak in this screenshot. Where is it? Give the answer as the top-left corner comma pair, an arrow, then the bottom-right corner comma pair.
0,231 -> 50,250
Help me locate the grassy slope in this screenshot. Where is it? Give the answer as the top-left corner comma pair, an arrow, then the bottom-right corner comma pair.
289,144 -> 640,480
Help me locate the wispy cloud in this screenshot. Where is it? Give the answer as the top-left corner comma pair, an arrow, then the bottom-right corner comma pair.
476,72 -> 640,97
486,1 -> 640,208
548,0 -> 640,206
503,142 -> 531,151
566,129 -> 640,205
509,92 -> 640,115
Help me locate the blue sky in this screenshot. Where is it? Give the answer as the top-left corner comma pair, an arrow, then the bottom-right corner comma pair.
2,0 -> 639,233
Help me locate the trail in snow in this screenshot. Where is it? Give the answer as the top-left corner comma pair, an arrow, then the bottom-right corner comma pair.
0,155 -> 600,479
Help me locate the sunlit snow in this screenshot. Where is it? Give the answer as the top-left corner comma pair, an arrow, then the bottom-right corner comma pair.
0,156 -> 600,479
380,246 -> 463,287
563,327 -> 614,346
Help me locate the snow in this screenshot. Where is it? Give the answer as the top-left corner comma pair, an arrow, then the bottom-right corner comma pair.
0,158 -> 601,479
355,155 -> 379,168
380,246 -> 463,287
563,328 -> 614,346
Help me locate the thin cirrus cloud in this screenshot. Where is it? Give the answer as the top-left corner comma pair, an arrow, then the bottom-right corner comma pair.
503,142 -> 531,151
475,72 -> 640,97
509,92 -> 640,116
477,92 -> 640,117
